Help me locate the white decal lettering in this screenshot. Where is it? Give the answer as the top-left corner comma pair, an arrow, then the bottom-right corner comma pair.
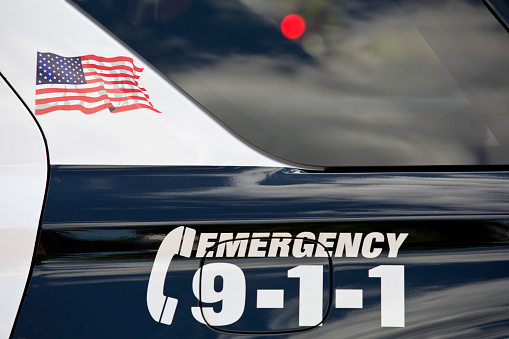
215,233 -> 250,257
361,232 -> 384,258
191,263 -> 246,326
267,232 -> 292,257
315,233 -> 337,257
214,233 -> 234,257
196,233 -> 217,257
387,233 -> 408,258
148,227 -> 409,329
147,226 -> 196,325
248,233 -> 270,257
335,289 -> 363,309
292,232 -> 315,258
335,233 -> 363,257
288,265 -> 323,327
257,289 -> 284,309
369,265 -> 405,327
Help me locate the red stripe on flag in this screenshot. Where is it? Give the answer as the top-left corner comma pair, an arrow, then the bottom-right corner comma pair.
36,86 -> 105,95
35,103 -> 115,115
84,71 -> 141,79
82,64 -> 137,73
86,78 -> 139,86
81,55 -> 144,72
36,53 -> 158,114
36,94 -> 152,106
36,94 -> 110,105
36,86 -> 147,95
113,103 -> 161,113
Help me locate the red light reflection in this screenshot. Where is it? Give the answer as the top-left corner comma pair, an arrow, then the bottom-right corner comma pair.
281,14 -> 306,39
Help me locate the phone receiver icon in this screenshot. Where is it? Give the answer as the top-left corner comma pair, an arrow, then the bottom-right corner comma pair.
147,226 -> 196,325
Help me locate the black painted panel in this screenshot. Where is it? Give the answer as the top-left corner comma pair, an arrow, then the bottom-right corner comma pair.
12,166 -> 509,338
41,166 -> 509,226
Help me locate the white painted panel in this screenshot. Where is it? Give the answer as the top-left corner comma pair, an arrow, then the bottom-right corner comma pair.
0,78 -> 47,339
0,0 -> 289,167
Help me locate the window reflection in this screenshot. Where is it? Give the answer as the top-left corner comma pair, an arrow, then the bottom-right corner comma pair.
73,0 -> 509,167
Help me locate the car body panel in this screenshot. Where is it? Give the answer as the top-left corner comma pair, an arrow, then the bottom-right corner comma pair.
12,166 -> 509,337
2,0 -> 509,337
0,76 -> 47,339
0,0 -> 285,168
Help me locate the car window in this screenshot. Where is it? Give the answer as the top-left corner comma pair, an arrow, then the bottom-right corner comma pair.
487,0 -> 509,27
71,0 -> 509,167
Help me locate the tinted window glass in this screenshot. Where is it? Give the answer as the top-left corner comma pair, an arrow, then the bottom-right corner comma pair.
487,0 -> 509,27
72,0 -> 509,167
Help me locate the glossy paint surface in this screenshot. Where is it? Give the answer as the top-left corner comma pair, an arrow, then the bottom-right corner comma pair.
72,0 -> 509,167
13,166 -> 509,338
0,0 -> 285,167
41,166 -> 509,224
0,76 -> 47,338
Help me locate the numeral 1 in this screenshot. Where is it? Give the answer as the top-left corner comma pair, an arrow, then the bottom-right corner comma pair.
288,265 -> 323,326
368,265 -> 405,327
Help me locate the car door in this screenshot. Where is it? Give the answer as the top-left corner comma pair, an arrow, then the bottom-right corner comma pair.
0,74 -> 47,339
4,0 -> 509,338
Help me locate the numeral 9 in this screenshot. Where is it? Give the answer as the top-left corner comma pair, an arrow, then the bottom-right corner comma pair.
191,263 -> 246,326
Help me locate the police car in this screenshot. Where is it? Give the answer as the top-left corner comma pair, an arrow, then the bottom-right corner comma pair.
1,0 -> 509,338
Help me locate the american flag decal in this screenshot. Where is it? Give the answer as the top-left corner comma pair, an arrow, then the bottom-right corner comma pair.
35,52 -> 160,115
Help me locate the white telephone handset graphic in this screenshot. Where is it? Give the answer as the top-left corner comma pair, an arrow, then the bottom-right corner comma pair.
147,226 -> 196,325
